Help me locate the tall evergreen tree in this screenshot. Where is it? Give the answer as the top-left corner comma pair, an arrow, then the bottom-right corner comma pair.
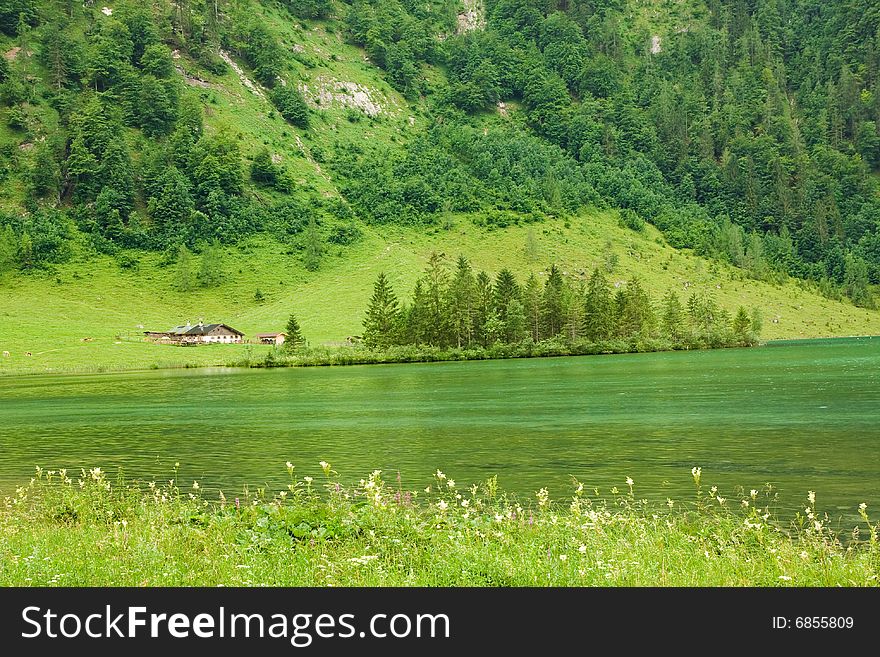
198,240 -> 224,288
493,268 -> 520,327
661,290 -> 686,343
583,268 -> 614,342
522,273 -> 542,342
362,272 -> 400,349
285,313 -> 305,350
541,265 -> 565,338
449,255 -> 477,348
617,278 -> 655,338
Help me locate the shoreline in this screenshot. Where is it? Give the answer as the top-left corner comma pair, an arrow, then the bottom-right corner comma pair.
1,334 -> 877,379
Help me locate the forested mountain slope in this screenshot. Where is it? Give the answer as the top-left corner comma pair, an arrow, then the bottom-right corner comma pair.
0,0 -> 879,364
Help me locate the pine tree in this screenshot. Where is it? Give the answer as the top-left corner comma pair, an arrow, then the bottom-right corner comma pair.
474,270 -> 494,346
618,277 -> 655,338
562,282 -> 583,342
504,299 -> 528,343
493,268 -> 520,328
422,252 -> 450,346
405,279 -> 430,345
523,273 -> 542,342
661,290 -> 685,343
362,272 -> 400,349
285,313 -> 305,350
583,268 -> 614,342
732,306 -> 752,345
449,255 -> 477,348
541,264 -> 565,338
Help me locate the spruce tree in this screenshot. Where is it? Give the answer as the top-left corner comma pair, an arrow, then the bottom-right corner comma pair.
583,268 -> 614,342
285,313 -> 305,350
618,277 -> 655,338
505,298 -> 528,343
362,272 -> 400,349
449,255 -> 477,348
474,271 -> 494,347
661,290 -> 685,343
493,268 -> 520,328
522,273 -> 542,342
732,306 -> 752,345
422,252 -> 450,346
541,264 -> 565,338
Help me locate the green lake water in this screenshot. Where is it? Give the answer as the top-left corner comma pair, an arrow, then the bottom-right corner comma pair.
1,337 -> 878,520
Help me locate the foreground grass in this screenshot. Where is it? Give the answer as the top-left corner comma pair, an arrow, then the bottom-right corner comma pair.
1,466 -> 877,586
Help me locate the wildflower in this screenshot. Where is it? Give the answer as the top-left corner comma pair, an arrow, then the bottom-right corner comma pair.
710,486 -> 718,496
741,500 -> 749,508
494,513 -> 504,523
447,479 -> 455,489
750,489 -> 758,500
578,545 -> 587,554
691,467 -> 701,485
286,462 -> 294,475
424,486 -> 431,494
320,461 -> 331,476
716,496 -> 725,505
559,555 -> 568,562
437,500 -> 448,512
778,575 -> 791,581
625,477 -> 634,487
121,519 -> 127,528
435,470 -> 446,481
536,488 -> 550,508
461,499 -> 469,508
192,481 -> 199,490
666,498 -> 674,509
808,491 -> 816,505
859,502 -> 867,512
303,476 -> 313,484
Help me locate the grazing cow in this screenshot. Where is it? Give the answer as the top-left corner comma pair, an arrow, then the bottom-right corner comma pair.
2,351 -> 9,357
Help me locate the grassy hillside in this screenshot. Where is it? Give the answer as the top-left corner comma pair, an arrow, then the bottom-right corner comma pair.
2,210 -> 878,375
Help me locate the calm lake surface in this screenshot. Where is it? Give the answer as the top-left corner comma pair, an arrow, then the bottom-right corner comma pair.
1,337 -> 878,519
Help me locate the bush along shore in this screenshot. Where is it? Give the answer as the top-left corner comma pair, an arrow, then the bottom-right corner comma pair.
232,336 -> 756,370
1,465 -> 877,586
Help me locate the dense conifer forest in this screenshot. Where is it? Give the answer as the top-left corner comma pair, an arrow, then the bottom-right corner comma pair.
0,0 -> 878,310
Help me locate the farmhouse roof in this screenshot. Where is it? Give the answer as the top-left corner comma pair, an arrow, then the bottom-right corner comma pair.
255,332 -> 286,338
167,323 -> 244,336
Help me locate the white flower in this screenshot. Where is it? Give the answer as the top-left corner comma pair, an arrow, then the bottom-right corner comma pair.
192,481 -> 199,490
625,477 -> 634,487
461,499 -> 469,508
778,575 -> 791,581
286,461 -> 294,474
808,491 -> 816,505
742,500 -> 749,507
666,498 -> 674,508
559,554 -> 568,562
578,544 -> 587,554
691,467 -> 701,484
319,461 -> 330,473
424,486 -> 431,493
494,513 -> 504,523
437,500 -> 448,512
303,476 -> 313,484
750,489 -> 758,499
447,479 -> 455,489
859,502 -> 867,512
716,496 -> 725,505
710,486 -> 717,496
435,470 -> 446,481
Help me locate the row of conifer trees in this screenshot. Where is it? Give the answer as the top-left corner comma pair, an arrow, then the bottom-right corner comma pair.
357,253 -> 761,351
